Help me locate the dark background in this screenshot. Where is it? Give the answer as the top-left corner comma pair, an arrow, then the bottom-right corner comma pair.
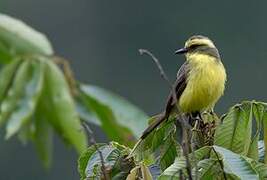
0,0 -> 266,179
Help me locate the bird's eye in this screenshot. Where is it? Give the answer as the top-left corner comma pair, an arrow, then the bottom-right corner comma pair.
189,44 -> 201,49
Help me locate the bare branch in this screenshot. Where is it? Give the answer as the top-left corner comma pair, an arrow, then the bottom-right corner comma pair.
139,49 -> 178,105
140,49 -> 193,179
82,121 -> 109,180
139,49 -> 172,87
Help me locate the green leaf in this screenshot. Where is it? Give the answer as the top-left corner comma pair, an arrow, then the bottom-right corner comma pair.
5,59 -> 44,139
246,102 -> 264,160
33,108 -> 53,169
76,99 -> 100,126
37,58 -> 87,153
214,101 -> 253,155
80,143 -> 134,180
131,116 -> 176,163
0,59 -> 26,126
198,159 -> 221,180
79,84 -> 148,137
0,14 -> 53,63
78,88 -> 136,147
213,145 -> 259,179
252,161 -> 267,179
158,156 -> 186,180
0,58 -> 22,102
261,102 -> 267,164
158,146 -> 211,179
78,143 -> 106,180
160,136 -> 179,171
258,140 -> 265,163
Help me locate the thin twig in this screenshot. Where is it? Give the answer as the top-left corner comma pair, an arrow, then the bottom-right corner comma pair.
139,49 -> 178,102
139,49 -> 193,179
82,121 -> 109,180
52,56 -> 78,96
139,49 -> 172,87
212,147 -> 227,180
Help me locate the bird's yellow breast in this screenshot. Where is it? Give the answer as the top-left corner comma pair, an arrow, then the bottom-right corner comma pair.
179,54 -> 226,113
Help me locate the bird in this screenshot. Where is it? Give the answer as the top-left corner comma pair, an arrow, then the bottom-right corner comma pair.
140,35 -> 227,141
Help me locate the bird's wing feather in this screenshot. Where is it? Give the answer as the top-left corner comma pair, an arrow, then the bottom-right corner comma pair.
165,61 -> 189,115
140,62 -> 189,140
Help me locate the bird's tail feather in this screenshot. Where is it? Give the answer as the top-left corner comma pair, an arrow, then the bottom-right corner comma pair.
140,113 -> 167,139
128,113 -> 167,158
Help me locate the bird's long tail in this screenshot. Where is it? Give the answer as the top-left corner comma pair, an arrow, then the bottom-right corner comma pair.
128,112 -> 168,157
140,113 -> 167,139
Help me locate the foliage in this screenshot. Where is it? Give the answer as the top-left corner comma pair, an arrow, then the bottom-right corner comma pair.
2,13 -> 267,180
0,13 -> 148,168
79,101 -> 267,179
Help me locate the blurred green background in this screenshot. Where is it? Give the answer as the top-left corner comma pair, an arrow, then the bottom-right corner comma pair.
0,0 -> 266,179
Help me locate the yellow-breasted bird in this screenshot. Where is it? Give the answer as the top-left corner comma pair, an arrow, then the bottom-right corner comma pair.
140,35 -> 226,141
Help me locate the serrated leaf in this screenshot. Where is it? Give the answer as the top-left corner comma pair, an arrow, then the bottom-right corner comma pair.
79,84 -> 148,137
160,136 -> 179,171
198,159 -> 221,180
131,116 -> 176,163
214,102 -> 253,155
81,143 -> 134,180
37,58 -> 87,153
247,102 -> 264,160
5,59 -> 44,139
0,14 -> 53,63
158,146 -> 211,179
78,144 -> 106,180
213,145 -> 259,179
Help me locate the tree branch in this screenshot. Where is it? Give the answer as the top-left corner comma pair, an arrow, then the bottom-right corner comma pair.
139,49 -> 192,179
82,121 -> 109,180
139,49 -> 178,108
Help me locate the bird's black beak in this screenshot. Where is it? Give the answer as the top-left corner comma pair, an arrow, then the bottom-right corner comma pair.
175,48 -> 188,54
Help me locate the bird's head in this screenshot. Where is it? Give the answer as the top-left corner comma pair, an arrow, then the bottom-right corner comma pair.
175,35 -> 220,59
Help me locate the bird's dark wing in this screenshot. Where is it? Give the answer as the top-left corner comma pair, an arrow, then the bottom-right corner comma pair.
165,61 -> 189,115
140,62 -> 189,139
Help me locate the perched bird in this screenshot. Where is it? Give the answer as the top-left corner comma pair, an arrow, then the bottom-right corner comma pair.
140,35 -> 227,140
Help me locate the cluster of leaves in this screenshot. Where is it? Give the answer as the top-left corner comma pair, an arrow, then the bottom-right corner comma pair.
79,101 -> 267,179
0,14 -> 148,167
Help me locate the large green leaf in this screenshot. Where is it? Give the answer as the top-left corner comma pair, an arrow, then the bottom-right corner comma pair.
78,84 -> 148,138
78,142 -> 134,180
213,146 -> 260,179
77,88 -> 136,147
5,59 -> 44,138
0,14 -> 53,63
78,143 -> 106,180
158,146 -> 211,179
33,107 -> 53,169
160,134 -> 180,171
37,58 -> 87,153
214,102 -> 253,156
130,116 -> 176,163
198,159 -> 221,180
